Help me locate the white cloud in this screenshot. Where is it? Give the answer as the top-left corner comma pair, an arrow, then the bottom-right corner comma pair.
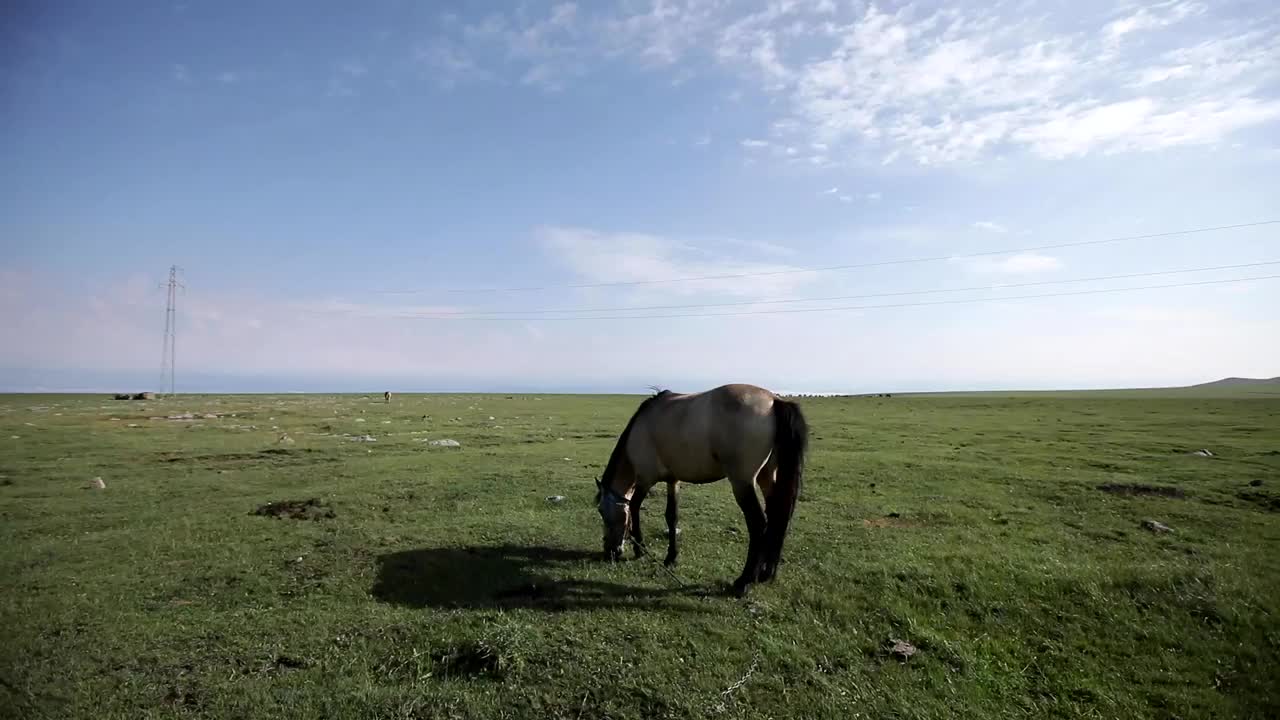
972,221 -> 1008,233
418,44 -> 491,88
1103,2 -> 1204,42
602,0 -> 722,66
698,3 -> 1276,164
464,2 -> 586,90
537,226 -> 807,298
968,253 -> 1062,274
1132,64 -> 1192,86
292,298 -> 466,319
1150,31 -> 1280,87
407,3 -> 1276,162
825,187 -> 880,203
1012,97 -> 1280,159
714,2 -> 815,90
716,237 -> 797,258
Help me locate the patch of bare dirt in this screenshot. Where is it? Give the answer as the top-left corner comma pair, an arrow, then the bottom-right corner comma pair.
1098,483 -> 1186,499
431,641 -> 506,679
863,513 -> 920,529
161,448 -> 332,469
1238,490 -> 1280,512
251,498 -> 335,521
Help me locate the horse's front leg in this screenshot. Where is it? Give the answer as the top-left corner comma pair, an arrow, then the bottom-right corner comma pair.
664,480 -> 679,567
628,483 -> 651,558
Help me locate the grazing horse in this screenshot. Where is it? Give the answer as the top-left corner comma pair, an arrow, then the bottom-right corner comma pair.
384,391 -> 392,404
595,384 -> 808,596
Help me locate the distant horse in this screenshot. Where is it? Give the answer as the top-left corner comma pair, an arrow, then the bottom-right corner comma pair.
384,391 -> 392,404
595,384 -> 808,596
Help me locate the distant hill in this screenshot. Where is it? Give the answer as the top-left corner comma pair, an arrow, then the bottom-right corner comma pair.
898,376 -> 1280,398
1186,377 -> 1280,389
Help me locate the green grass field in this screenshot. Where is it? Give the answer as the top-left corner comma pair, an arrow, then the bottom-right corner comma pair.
2,391 -> 1277,719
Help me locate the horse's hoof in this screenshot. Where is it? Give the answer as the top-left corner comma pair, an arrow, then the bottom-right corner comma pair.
663,555 -> 678,567
729,579 -> 751,598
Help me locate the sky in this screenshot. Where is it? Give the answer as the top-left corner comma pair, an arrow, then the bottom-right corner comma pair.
2,0 -> 1278,393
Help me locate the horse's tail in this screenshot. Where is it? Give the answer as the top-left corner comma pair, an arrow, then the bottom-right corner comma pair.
763,397 -> 808,579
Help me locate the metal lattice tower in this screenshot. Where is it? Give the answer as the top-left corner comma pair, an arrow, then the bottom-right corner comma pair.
158,265 -> 183,397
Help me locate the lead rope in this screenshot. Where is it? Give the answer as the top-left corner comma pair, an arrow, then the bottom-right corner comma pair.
713,649 -> 761,711
625,534 -> 690,588
619,516 -> 763,713
625,533 -> 764,715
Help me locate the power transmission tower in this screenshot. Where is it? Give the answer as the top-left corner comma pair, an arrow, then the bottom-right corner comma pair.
159,265 -> 183,397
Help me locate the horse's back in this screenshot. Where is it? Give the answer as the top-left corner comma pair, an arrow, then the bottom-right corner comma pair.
634,384 -> 779,482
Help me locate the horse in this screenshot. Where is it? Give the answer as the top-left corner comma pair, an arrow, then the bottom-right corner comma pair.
384,391 -> 392,404
594,384 -> 808,596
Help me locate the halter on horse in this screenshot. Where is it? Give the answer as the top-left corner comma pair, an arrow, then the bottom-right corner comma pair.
595,384 -> 808,596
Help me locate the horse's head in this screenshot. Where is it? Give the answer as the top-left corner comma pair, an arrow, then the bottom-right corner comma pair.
595,476 -> 629,561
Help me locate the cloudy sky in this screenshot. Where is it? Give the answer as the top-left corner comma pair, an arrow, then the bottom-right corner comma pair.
2,0 -> 1278,393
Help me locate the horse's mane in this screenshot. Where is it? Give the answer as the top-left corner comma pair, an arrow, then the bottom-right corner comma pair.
600,389 -> 671,490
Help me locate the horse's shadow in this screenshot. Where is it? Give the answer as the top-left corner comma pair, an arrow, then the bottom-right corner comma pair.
371,544 -> 716,613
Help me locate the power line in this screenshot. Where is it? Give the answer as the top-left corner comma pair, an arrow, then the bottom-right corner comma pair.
373,274 -> 1280,321
370,219 -> 1279,295
365,260 -> 1280,317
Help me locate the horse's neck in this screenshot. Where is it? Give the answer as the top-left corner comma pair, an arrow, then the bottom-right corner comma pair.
606,458 -> 637,497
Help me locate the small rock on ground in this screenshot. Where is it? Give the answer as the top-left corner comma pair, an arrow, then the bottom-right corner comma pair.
1142,519 -> 1172,533
428,439 -> 461,448
1190,449 -> 1214,457
888,639 -> 916,660
546,495 -> 565,504
89,477 -> 106,489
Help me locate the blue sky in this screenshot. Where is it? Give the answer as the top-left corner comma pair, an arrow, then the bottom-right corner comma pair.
2,0 -> 1278,393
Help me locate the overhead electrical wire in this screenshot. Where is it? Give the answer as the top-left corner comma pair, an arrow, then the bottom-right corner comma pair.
367,260 -> 1280,317
331,274 -> 1280,321
367,219 -> 1279,295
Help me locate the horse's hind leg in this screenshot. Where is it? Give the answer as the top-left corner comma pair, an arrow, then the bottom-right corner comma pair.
628,482 -> 651,558
664,480 -> 679,567
729,474 -> 767,596
755,460 -> 780,582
